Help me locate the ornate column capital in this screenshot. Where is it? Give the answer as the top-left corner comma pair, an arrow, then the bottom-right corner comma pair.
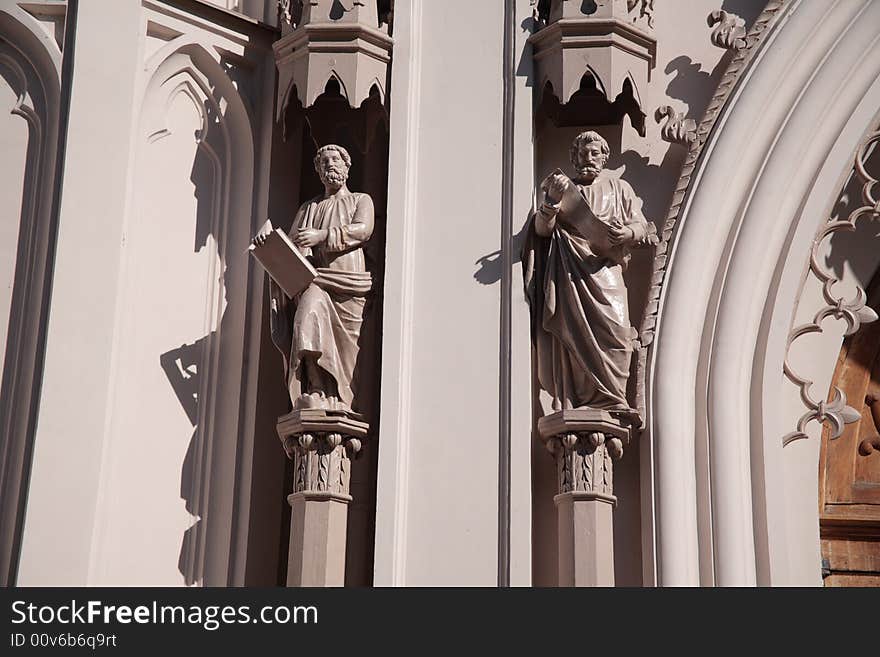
277,408 -> 369,497
538,409 -> 632,497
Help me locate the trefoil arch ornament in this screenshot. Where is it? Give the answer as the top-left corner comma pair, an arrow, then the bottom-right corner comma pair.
782,128 -> 880,446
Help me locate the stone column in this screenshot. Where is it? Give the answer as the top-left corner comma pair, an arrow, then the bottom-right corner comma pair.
277,409 -> 368,587
539,409 -> 631,587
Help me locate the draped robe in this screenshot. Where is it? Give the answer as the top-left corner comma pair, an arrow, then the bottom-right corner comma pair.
523,172 -> 655,419
270,190 -> 373,411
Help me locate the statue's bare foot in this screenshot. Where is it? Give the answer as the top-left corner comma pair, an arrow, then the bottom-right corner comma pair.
294,391 -> 326,410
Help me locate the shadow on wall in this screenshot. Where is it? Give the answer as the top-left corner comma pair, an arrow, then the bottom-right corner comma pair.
721,0 -> 765,30
824,142 -> 880,286
157,91 -> 239,586
663,54 -> 729,126
159,337 -> 207,585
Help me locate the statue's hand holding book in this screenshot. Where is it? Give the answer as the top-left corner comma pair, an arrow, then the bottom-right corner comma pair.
248,219 -> 317,298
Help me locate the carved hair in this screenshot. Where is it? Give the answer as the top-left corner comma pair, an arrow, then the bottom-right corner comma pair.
314,144 -> 352,171
570,131 -> 610,166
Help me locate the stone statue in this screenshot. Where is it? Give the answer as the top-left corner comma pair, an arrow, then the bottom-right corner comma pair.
523,131 -> 656,426
255,144 -> 374,414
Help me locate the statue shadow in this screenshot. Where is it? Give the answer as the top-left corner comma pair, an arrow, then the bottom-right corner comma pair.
663,0 -> 764,122
664,54 -> 729,124
158,89 -> 243,586
159,337 -> 207,586
474,220 -> 531,286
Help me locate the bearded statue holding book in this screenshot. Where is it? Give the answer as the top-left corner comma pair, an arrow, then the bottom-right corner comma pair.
523,131 -> 657,425
253,144 -> 374,414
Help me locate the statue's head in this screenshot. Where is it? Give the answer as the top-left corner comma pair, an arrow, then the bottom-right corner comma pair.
570,131 -> 609,182
314,144 -> 351,189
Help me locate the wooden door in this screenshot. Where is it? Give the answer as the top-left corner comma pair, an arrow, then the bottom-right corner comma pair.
819,275 -> 880,586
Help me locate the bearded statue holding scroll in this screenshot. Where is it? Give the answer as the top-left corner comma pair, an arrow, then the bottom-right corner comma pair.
523,131 -> 657,425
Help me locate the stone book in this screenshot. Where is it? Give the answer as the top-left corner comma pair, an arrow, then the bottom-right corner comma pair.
248,219 -> 317,298
541,168 -> 619,258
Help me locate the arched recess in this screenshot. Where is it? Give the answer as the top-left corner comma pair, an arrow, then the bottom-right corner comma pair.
85,36 -> 259,586
0,3 -> 62,586
648,0 -> 880,586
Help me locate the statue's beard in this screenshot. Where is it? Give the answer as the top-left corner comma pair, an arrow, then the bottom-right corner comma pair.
320,167 -> 348,187
577,164 -> 602,177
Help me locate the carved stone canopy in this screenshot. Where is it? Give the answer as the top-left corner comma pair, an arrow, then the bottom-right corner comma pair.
274,0 -> 393,115
529,0 -> 656,134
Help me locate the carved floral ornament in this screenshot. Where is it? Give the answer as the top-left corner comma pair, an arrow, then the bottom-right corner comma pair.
783,129 -> 880,446
655,105 -> 696,147
708,9 -> 747,51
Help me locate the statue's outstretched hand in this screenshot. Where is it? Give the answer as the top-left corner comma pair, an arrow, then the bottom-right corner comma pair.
608,224 -> 635,246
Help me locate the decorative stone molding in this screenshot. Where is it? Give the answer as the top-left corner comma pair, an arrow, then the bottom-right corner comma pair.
0,0 -> 63,586
707,9 -> 747,51
782,128 -> 880,446
274,0 -> 393,114
528,0 -> 656,135
538,409 -> 631,496
656,105 -> 697,147
277,408 -> 368,496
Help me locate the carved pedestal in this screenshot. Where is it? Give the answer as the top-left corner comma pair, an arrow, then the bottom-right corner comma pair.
277,408 -> 368,587
539,409 -> 631,587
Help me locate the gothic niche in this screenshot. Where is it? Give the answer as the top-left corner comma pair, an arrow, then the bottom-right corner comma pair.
253,0 -> 391,587
526,0 -> 657,587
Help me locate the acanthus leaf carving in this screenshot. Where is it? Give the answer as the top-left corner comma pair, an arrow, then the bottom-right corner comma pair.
708,9 -> 747,51
276,409 -> 369,496
656,105 -> 697,147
